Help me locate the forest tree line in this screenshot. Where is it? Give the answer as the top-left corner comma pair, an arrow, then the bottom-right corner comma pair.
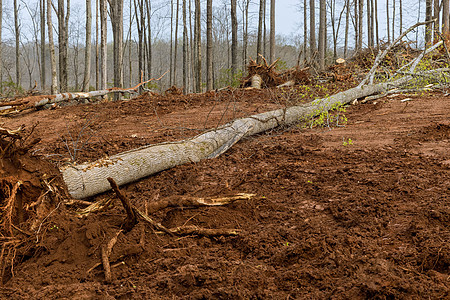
0,0 -> 448,95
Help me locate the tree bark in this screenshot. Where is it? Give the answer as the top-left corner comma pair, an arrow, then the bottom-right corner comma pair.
83,0 -> 92,92
269,0 -> 275,64
434,0 -> 440,33
206,0 -> 213,90
40,0 -> 46,91
108,0 -> 124,97
257,0 -> 264,63
231,0 -> 238,76
444,0 -> 450,33
318,0 -> 326,70
344,0 -> 349,58
182,0 -> 187,93
426,0 -> 433,45
14,0 -> 20,88
194,0 -> 201,92
100,0 -> 107,90
309,0 -> 316,64
57,0 -> 70,92
174,0 -> 179,86
47,0 -> 58,94
386,0 -> 390,43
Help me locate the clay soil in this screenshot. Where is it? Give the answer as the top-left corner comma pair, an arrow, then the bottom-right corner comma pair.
0,86 -> 449,299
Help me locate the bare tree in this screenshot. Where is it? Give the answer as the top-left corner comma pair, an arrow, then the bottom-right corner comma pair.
108,0 -> 124,95
40,0 -> 46,90
100,0 -> 107,89
182,0 -> 187,92
14,0 -> 21,87
434,0 -> 440,33
206,0 -> 213,90
47,0 -> 58,93
241,0 -> 250,68
426,0 -> 433,44
309,0 -> 316,63
95,0 -> 99,89
444,0 -> 449,33
386,0 -> 390,43
269,0 -> 275,63
57,0 -> 70,92
257,0 -> 264,63
174,0 -> 179,86
231,0 -> 238,76
194,0 -> 201,92
344,0 -> 349,58
82,0 -> 92,91
318,0 -> 326,70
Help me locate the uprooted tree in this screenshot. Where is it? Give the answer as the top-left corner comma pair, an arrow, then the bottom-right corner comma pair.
60,20 -> 448,199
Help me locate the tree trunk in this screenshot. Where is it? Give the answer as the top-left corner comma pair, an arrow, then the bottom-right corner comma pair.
145,0 -> 152,79
399,0 -> 402,34
318,0 -> 326,70
231,0 -> 238,76
57,0 -> 70,92
269,0 -> 275,64
392,0 -> 395,39
170,0 -> 174,85
40,0 -> 46,91
174,0 -> 179,86
303,0 -> 308,62
386,0 -> 390,43
83,0 -> 92,92
444,0 -> 450,33
108,0 -> 124,97
425,0 -> 433,44
100,0 -> 107,90
344,0 -> 349,58
61,72 -> 425,199
95,0 -> 99,90
358,0 -> 363,51
309,0 -> 316,64
434,0 -> 440,33
14,0 -> 20,88
374,0 -> 379,49
182,0 -> 187,93
242,0 -> 250,69
206,0 -> 213,90
47,0 -> 58,94
194,0 -> 201,92
257,0 -> 264,63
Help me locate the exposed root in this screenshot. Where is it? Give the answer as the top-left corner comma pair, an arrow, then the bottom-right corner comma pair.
164,226 -> 240,237
146,193 -> 255,214
101,230 -> 122,282
1,181 -> 22,236
107,178 -> 137,232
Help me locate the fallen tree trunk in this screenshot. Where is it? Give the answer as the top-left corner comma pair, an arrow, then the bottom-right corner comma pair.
61,71 -> 443,199
0,72 -> 166,113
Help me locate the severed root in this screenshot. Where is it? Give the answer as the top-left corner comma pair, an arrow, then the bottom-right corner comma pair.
2,180 -> 22,236
135,208 -> 174,236
101,230 -> 122,282
107,178 -> 137,232
75,197 -> 114,215
162,225 -> 240,237
147,193 -> 255,214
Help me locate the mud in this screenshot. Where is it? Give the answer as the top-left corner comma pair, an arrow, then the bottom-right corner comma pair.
0,88 -> 449,299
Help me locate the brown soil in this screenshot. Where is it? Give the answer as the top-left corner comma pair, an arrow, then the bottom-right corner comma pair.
0,87 -> 449,299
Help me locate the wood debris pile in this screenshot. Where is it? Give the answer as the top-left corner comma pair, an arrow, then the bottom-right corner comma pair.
240,56 -> 310,88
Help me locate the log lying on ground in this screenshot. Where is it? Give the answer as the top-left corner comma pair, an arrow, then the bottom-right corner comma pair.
0,72 -> 167,113
61,70 -> 446,199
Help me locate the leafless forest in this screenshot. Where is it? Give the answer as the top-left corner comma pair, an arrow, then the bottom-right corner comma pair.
0,0 -> 447,94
